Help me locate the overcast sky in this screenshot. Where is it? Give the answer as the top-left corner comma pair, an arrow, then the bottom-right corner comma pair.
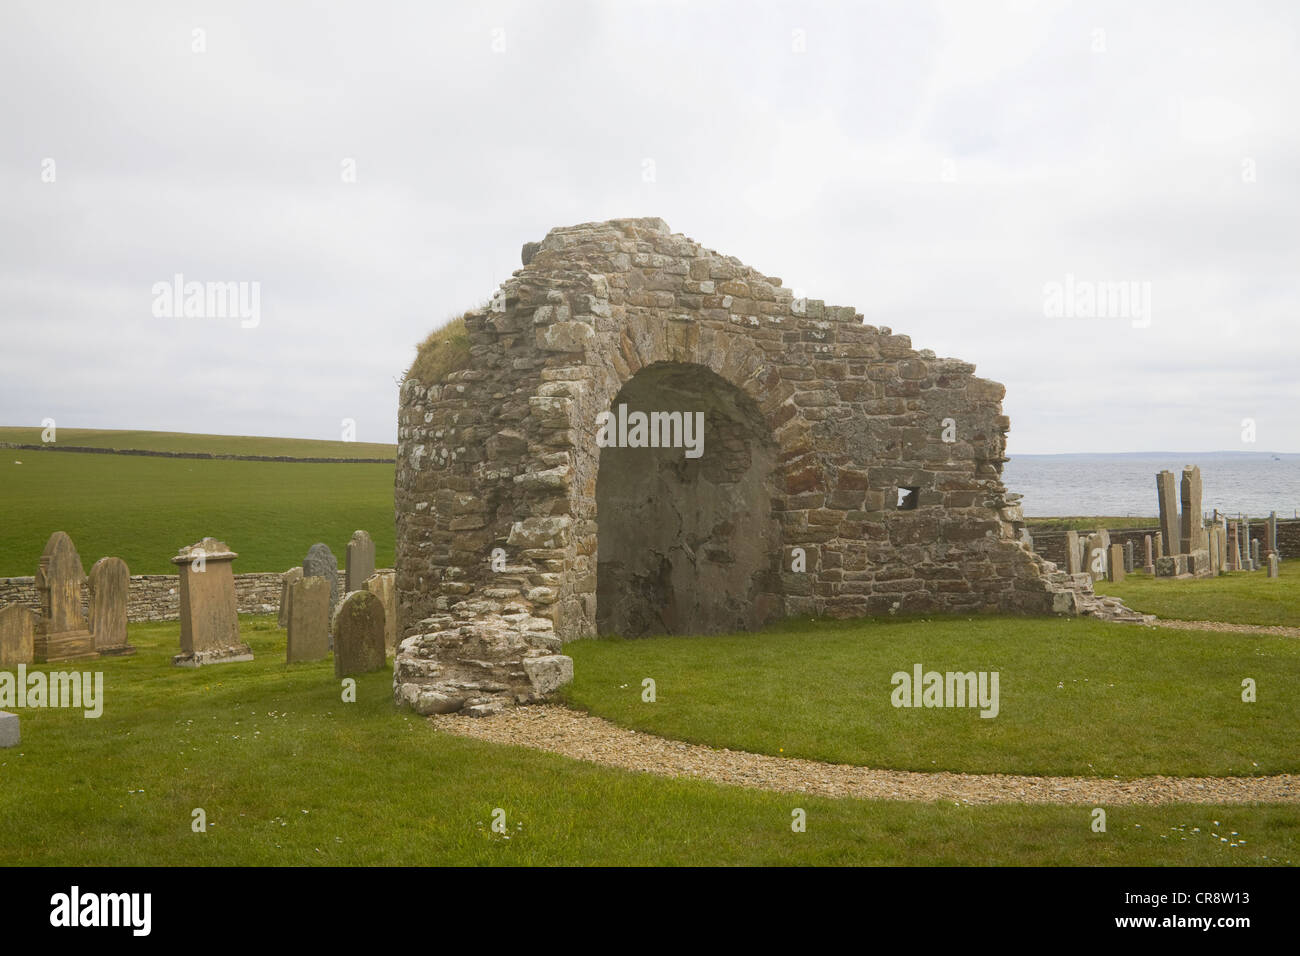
2,0 -> 1297,454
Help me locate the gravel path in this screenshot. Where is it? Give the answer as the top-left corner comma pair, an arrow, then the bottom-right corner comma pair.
1151,618 -> 1300,638
432,705 -> 1299,806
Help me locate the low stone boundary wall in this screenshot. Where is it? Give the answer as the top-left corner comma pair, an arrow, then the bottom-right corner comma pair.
1029,518 -> 1298,567
0,571 -> 288,622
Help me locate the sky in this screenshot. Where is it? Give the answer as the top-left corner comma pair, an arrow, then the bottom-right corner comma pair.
2,0 -> 1297,454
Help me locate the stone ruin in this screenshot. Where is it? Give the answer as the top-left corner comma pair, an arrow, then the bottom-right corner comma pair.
392,217 -> 1136,716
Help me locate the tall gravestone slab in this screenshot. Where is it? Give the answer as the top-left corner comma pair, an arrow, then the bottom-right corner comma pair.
1208,527 -> 1220,574
1064,531 -> 1081,574
1179,466 -> 1206,555
1143,534 -> 1154,575
1123,540 -> 1135,573
332,590 -> 387,678
1252,539 -> 1261,569
303,544 -> 340,640
345,531 -> 376,593
171,538 -> 253,667
89,557 -> 135,656
33,531 -> 97,663
1156,471 -> 1181,555
365,569 -> 398,653
286,576 -> 330,663
1154,531 -> 1164,560
1267,512 -> 1279,561
278,567 -> 302,628
1084,530 -> 1111,582
1218,519 -> 1228,570
1228,522 -> 1242,571
1107,544 -> 1125,583
1268,554 -> 1279,578
0,605 -> 37,667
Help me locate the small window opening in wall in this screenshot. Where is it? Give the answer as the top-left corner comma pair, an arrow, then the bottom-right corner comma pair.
897,487 -> 920,510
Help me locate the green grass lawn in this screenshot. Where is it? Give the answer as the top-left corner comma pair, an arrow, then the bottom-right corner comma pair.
562,615 -> 1300,778
1024,517 -> 1158,532
0,426 -> 395,460
0,452 -> 394,575
1,616 -> 1294,866
1095,562 -> 1300,627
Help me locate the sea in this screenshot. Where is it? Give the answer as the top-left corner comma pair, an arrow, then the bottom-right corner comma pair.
1001,452 -> 1300,519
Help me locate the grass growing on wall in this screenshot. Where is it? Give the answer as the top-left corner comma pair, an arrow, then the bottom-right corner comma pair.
1,616 -> 1295,866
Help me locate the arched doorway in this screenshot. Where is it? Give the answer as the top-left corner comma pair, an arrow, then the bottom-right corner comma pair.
595,361 -> 781,636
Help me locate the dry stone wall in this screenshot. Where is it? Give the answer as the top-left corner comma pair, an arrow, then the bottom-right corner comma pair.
394,217 -> 1098,716
0,572 -> 286,622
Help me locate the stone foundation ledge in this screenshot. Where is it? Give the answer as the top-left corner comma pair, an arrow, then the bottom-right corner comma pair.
393,613 -> 573,717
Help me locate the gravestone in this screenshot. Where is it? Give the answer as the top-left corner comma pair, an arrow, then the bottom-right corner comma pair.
1268,553 -> 1279,578
1228,522 -> 1242,571
1187,549 -> 1211,576
1084,530 -> 1111,582
278,567 -> 302,628
286,576 -> 330,663
0,711 -> 18,748
1154,532 -> 1164,560
88,556 -> 135,656
1217,518 -> 1228,570
1156,554 -> 1188,577
0,605 -> 37,667
1208,526 -> 1220,574
1107,544 -> 1125,583
1243,518 -> 1253,570
1267,511 -> 1279,562
364,569 -> 398,653
303,543 -> 340,636
345,531 -> 375,593
1156,471 -> 1181,555
1251,539 -> 1261,570
171,538 -> 253,667
1123,540 -> 1135,574
1064,531 -> 1081,574
332,589 -> 386,678
1179,466 -> 1206,554
33,531 -> 97,663
1143,534 -> 1154,575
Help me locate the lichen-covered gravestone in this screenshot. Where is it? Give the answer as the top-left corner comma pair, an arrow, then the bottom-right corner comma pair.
0,711 -> 18,748
364,569 -> 397,653
278,566 -> 302,628
303,544 -> 340,639
332,590 -> 386,678
345,531 -> 375,593
33,531 -> 97,663
286,576 -> 330,663
0,604 -> 37,667
171,538 -> 254,667
89,556 -> 135,656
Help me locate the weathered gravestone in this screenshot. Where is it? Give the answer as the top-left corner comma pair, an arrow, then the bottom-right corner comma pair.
364,569 -> 398,653
0,711 -> 18,748
332,589 -> 387,678
1107,544 -> 1125,583
171,538 -> 253,667
345,531 -> 375,593
0,604 -> 37,667
89,556 -> 135,656
1084,530 -> 1111,582
1267,511 -> 1279,562
1267,553 -> 1279,578
278,567 -> 302,628
1065,531 -> 1081,575
1143,534 -> 1154,575
1228,522 -> 1242,571
1123,540 -> 1135,574
1154,531 -> 1164,561
33,531 -> 97,663
303,543 -> 340,639
286,576 -> 330,663
1156,471 -> 1181,556
1180,466 -> 1207,554
1251,539 -> 1262,570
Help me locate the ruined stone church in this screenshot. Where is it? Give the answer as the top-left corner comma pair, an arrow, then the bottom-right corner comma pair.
392,217 -> 1095,716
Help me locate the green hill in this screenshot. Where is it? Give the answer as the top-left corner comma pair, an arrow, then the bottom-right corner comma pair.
0,426 -> 395,460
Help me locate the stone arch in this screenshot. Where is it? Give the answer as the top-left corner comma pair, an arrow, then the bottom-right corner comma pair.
593,360 -> 782,637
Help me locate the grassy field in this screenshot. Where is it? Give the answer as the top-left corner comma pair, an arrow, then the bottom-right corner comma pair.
1,615 -> 1294,866
0,451 -> 394,575
562,615 -> 1300,778
0,426 -> 395,460
1023,517 -> 1158,532
1096,562 -> 1300,627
